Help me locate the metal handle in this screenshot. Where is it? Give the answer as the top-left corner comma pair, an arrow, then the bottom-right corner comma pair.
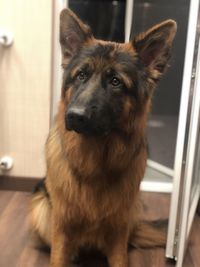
0,29 -> 14,47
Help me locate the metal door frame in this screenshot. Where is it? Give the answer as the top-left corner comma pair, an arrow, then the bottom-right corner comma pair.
51,0 -> 67,123
175,32 -> 200,267
166,0 -> 200,261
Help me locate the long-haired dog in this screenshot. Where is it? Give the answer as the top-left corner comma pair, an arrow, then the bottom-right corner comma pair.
30,8 -> 176,267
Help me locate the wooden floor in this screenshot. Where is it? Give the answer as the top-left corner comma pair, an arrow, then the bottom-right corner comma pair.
0,190 -> 199,267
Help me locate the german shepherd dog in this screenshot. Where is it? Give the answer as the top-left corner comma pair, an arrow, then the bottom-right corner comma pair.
30,8 -> 176,267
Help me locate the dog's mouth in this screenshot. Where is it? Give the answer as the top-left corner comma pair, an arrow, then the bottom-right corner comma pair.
65,116 -> 111,136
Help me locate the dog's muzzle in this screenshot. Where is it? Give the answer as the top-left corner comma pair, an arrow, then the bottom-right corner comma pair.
65,107 -> 110,135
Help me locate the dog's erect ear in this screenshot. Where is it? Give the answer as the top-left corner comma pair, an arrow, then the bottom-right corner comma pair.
60,9 -> 93,63
133,20 -> 177,75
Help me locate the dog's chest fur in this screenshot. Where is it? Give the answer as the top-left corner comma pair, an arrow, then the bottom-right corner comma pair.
46,122 -> 144,232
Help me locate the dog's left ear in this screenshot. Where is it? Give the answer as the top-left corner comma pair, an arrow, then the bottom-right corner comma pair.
133,20 -> 177,76
60,9 -> 93,64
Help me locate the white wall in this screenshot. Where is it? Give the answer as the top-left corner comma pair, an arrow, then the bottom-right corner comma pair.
0,0 -> 52,178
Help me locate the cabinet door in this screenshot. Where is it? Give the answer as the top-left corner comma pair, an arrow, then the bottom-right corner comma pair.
0,1 -> 52,178
166,0 -> 200,265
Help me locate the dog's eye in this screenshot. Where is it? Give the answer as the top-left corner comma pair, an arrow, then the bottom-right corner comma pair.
110,77 -> 121,87
77,71 -> 87,81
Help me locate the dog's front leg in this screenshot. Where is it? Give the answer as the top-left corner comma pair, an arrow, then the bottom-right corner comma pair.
105,227 -> 129,267
107,244 -> 128,267
50,212 -> 73,267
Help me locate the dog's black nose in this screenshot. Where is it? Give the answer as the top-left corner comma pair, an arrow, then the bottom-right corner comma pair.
66,107 -> 90,133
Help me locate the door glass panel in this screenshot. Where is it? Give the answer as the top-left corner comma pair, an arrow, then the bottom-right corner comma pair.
131,0 -> 190,170
166,0 -> 200,264
68,0 -> 126,42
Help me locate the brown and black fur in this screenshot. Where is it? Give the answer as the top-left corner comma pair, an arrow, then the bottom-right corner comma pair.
30,8 -> 177,267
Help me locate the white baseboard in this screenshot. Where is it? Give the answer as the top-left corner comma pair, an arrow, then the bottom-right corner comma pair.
140,180 -> 173,193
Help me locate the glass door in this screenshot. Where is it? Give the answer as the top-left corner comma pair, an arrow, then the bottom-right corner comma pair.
166,0 -> 200,264
131,0 -> 190,193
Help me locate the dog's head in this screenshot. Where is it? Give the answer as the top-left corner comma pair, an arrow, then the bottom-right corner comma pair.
59,9 -> 176,136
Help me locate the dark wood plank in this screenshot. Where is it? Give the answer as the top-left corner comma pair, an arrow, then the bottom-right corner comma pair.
0,192 -> 30,267
187,216 -> 200,267
142,192 -> 170,220
0,190 -> 199,267
0,190 -> 15,215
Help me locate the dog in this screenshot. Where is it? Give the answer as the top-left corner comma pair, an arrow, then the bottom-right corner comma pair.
29,8 -> 176,267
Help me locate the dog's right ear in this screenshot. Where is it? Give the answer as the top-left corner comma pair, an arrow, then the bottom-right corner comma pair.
60,9 -> 93,64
